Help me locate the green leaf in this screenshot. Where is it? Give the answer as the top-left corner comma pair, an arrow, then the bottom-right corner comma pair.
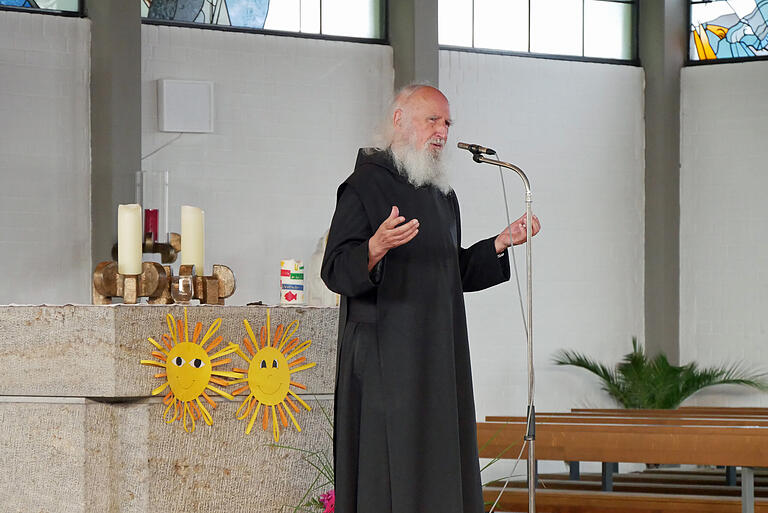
552,337 -> 768,409
275,398 -> 335,512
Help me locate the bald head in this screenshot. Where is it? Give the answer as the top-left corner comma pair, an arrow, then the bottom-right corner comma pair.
391,85 -> 452,156
392,84 -> 449,113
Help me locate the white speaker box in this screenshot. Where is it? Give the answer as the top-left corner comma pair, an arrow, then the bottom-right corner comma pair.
157,79 -> 214,133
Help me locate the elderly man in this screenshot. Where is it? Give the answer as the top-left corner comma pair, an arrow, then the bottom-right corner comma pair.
321,85 -> 539,513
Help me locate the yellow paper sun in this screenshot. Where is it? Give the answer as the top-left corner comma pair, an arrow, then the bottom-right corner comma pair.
140,308 -> 242,432
231,309 -> 316,442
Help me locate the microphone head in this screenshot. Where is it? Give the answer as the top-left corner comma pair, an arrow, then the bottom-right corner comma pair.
457,141 -> 496,156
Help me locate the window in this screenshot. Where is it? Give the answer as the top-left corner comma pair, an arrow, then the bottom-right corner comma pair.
0,0 -> 80,14
439,0 -> 636,62
689,0 -> 768,62
141,0 -> 386,41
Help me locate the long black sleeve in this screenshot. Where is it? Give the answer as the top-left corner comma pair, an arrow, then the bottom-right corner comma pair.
450,191 -> 510,292
459,237 -> 510,292
321,185 -> 380,298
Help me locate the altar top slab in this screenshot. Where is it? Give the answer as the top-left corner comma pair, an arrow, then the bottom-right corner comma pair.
0,305 -> 339,397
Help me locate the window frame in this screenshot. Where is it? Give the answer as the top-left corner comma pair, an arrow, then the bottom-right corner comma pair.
140,0 -> 388,46
439,0 -> 640,66
686,0 -> 768,66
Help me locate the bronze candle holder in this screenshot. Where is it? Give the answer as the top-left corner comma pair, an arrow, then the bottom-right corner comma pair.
92,261 -> 173,305
111,232 -> 182,264
171,264 -> 236,305
93,262 -> 235,305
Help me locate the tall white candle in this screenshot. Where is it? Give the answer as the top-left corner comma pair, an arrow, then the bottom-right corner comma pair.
181,205 -> 205,276
117,204 -> 143,275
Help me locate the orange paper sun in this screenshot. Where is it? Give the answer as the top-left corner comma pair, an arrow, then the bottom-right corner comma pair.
140,308 -> 242,432
231,309 -> 316,442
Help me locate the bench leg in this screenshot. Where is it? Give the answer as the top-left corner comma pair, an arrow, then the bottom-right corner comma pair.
742,466 -> 754,513
569,461 -> 580,481
726,466 -> 737,486
601,462 -> 617,491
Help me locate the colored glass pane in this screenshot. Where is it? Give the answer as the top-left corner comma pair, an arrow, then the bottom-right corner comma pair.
0,0 -> 78,11
227,0 -> 271,27
690,0 -> 768,61
142,0 -> 382,39
144,0 -> 268,27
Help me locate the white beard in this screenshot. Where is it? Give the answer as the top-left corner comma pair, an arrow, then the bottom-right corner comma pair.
390,138 -> 452,195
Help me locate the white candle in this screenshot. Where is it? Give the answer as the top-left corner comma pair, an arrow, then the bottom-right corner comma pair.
117,204 -> 143,275
181,205 -> 205,276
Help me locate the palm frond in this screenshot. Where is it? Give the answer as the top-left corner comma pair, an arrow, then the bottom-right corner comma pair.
554,338 -> 768,409
552,349 -> 619,384
552,349 -> 624,402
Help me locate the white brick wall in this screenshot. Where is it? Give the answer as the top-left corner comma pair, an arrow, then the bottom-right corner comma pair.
141,25 -> 393,305
680,61 -> 768,406
0,12 -> 91,304
440,51 -> 646,420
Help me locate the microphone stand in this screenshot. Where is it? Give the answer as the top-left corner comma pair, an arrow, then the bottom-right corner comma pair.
470,152 -> 536,513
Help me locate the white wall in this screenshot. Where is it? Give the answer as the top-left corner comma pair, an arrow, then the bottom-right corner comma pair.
0,14 -> 649,420
440,51 -> 646,422
0,12 -> 91,304
141,25 -> 393,305
680,61 -> 768,406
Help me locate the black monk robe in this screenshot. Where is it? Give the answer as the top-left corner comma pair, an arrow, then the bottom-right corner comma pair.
321,149 -> 511,513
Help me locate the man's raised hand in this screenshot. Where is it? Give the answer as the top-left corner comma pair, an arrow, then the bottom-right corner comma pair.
494,213 -> 541,253
368,206 -> 419,271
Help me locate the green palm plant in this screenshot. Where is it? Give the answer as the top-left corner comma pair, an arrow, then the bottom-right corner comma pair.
552,338 -> 768,409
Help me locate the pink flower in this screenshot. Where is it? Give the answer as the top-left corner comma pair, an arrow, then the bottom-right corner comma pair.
319,489 -> 335,513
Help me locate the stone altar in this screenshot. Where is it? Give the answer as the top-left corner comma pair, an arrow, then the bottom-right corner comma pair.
0,305 -> 338,513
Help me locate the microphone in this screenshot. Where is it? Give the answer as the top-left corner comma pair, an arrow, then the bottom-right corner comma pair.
457,142 -> 496,156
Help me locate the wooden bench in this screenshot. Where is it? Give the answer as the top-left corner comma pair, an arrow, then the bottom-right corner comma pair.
531,469 -> 768,491
572,407 -> 768,417
680,407 -> 768,415
488,474 -> 768,497
640,468 -> 768,485
486,413 -> 768,427
487,410 -> 768,486
482,488 -> 768,513
478,410 -> 768,512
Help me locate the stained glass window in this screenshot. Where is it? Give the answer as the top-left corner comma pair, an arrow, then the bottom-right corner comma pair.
0,0 -> 79,12
439,0 -> 636,62
141,0 -> 385,40
690,0 -> 768,61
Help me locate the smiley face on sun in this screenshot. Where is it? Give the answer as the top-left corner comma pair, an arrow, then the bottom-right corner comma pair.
231,309 -> 316,442
141,308 -> 242,432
